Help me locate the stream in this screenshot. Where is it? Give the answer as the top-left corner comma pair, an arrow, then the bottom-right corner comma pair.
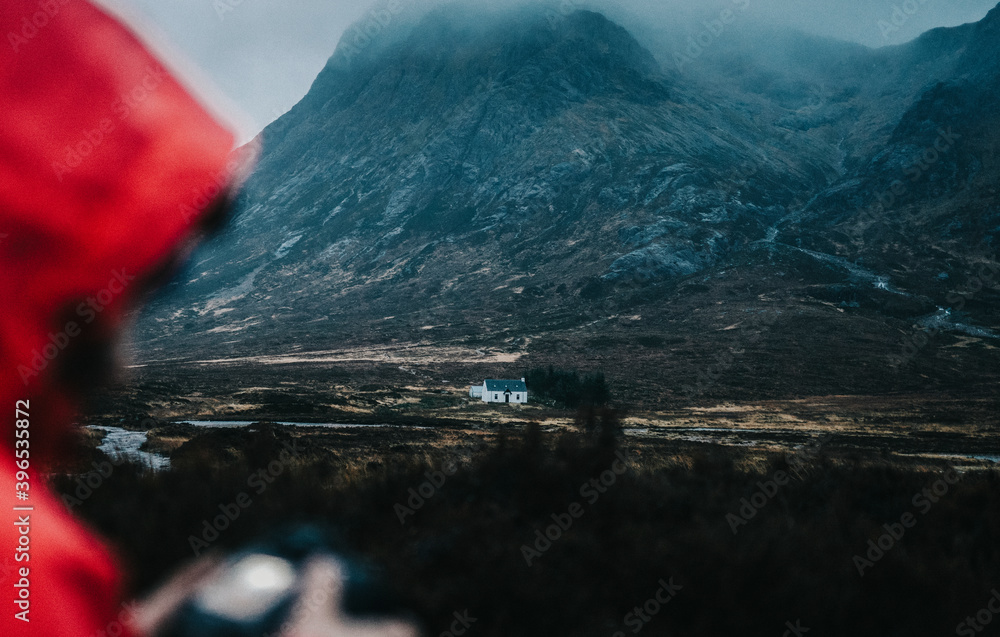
89,426 -> 172,471
86,421 -> 429,470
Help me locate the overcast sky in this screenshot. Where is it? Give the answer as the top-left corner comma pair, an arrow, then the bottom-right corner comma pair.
100,0 -> 999,142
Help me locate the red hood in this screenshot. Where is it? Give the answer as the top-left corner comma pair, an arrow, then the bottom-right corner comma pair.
0,0 -> 243,459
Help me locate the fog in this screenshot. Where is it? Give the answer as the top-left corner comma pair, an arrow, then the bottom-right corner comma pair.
99,0 -> 999,140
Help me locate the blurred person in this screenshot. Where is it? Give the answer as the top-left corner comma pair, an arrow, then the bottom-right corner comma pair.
0,2 -> 418,636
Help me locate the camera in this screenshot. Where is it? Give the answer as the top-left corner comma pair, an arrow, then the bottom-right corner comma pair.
160,526 -> 407,637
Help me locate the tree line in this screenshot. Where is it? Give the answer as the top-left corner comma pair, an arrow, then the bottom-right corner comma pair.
524,366 -> 610,408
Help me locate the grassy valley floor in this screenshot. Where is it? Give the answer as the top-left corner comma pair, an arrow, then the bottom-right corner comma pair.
47,361 -> 1000,636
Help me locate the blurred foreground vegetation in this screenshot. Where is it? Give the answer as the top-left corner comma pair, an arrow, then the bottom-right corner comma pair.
52,419 -> 1000,636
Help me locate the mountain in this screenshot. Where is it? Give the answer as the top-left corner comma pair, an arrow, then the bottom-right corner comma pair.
133,2 -> 1000,405
780,6 -> 1000,275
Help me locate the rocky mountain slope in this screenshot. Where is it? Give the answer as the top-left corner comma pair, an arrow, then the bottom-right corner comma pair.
133,2 -> 1000,403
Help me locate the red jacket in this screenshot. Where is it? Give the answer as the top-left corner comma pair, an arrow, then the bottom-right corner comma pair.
1,1 -> 237,635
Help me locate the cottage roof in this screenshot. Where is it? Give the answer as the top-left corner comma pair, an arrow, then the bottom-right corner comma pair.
485,379 -> 527,392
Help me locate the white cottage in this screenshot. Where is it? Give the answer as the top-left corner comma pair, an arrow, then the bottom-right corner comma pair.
472,378 -> 528,404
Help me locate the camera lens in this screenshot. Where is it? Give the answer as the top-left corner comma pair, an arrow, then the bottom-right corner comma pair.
192,554 -> 297,622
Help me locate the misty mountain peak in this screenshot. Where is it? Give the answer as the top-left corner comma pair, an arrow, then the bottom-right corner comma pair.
257,2 -> 672,191
315,3 -> 666,106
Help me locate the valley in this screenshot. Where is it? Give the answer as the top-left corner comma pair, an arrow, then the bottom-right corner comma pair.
62,4 -> 1000,633
83,359 -> 1000,471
